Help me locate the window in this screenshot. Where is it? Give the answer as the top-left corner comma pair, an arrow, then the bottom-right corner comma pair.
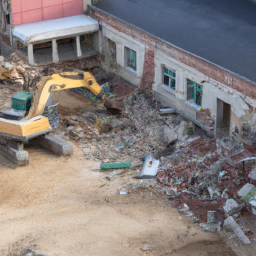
108,38 -> 116,60
163,67 -> 176,89
126,47 -> 136,71
187,79 -> 203,106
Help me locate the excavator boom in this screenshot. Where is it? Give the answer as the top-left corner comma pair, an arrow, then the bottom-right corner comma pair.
28,72 -> 104,118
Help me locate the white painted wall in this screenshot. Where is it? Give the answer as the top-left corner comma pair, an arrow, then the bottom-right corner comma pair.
99,23 -> 145,86
153,48 -> 255,135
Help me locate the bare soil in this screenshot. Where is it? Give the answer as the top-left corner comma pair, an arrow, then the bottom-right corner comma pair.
0,143 -> 237,256
0,83 -> 238,256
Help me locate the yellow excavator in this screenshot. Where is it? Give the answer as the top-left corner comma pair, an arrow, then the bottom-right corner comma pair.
0,71 -> 105,166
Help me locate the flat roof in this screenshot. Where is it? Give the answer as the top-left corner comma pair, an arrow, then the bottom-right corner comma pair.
94,0 -> 256,83
13,15 -> 99,44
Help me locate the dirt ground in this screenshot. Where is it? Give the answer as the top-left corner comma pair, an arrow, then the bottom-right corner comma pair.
0,84 -> 242,256
0,142 -> 237,256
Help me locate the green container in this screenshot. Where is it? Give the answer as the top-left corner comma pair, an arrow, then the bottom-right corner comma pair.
11,92 -> 34,111
100,162 -> 131,170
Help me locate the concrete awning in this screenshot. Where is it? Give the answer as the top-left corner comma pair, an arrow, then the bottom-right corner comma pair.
12,15 -> 99,45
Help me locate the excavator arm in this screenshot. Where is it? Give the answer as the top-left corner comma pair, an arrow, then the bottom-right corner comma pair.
28,71 -> 104,118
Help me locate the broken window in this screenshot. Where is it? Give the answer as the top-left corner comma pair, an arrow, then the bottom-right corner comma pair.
1,0 -> 11,31
187,79 -> 203,106
163,67 -> 175,89
125,47 -> 136,71
108,39 -> 116,60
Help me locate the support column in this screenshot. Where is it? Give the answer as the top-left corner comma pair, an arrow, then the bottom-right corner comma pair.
28,44 -> 35,65
76,35 -> 82,57
52,39 -> 59,63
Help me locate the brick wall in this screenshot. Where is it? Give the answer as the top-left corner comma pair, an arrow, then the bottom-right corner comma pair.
12,0 -> 83,25
91,7 -> 256,100
140,47 -> 155,90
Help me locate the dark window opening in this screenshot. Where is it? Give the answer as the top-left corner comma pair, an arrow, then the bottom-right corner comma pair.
108,39 -> 116,60
126,47 -> 136,71
187,79 -> 203,106
6,14 -> 10,24
163,67 -> 176,89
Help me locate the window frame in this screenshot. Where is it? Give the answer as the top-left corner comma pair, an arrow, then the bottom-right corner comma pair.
163,67 -> 176,90
125,47 -> 137,72
187,79 -> 203,106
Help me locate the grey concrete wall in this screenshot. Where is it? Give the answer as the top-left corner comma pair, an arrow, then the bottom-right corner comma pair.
98,23 -> 145,86
153,48 -> 256,138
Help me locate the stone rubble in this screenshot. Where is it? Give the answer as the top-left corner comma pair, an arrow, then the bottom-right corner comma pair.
1,53 -> 256,246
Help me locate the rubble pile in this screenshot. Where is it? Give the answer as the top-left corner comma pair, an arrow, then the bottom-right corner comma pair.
57,88 -> 256,243
55,90 -> 167,162
1,52 -> 256,244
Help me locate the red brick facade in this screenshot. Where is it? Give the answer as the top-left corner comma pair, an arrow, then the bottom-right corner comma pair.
91,7 -> 256,100
140,47 -> 155,90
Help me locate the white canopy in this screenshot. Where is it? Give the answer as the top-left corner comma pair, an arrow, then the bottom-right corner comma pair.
12,15 -> 99,44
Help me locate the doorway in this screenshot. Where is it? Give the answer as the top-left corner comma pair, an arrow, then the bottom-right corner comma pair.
216,99 -> 231,138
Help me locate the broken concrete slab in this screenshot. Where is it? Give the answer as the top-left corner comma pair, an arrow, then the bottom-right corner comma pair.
33,135 -> 73,156
199,222 -> 221,232
248,168 -> 256,186
238,183 -> 256,203
249,196 -> 256,215
0,145 -> 28,166
225,216 -> 251,244
140,155 -> 159,177
223,199 -> 239,213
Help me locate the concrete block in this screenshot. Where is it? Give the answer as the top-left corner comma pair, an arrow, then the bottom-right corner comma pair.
238,183 -> 255,197
238,183 -> 256,203
223,199 -> 239,213
248,168 -> 256,186
0,145 -> 29,166
33,135 -> 73,156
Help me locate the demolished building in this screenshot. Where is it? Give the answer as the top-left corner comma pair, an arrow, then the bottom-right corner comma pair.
89,0 -> 256,142
1,0 -> 256,142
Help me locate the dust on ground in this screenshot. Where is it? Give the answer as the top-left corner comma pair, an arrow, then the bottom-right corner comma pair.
0,85 -> 237,256
0,144 -> 236,256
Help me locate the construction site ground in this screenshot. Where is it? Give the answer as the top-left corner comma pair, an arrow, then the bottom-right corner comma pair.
0,56 -> 255,255
0,141 -> 236,256
0,83 -> 241,256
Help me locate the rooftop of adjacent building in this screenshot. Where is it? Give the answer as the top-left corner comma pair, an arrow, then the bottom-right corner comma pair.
93,0 -> 256,84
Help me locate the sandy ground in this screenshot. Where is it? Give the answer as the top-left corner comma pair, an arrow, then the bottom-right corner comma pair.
0,142 -> 237,256
0,85 -> 239,255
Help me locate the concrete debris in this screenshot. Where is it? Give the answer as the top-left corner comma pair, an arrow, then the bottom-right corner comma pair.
119,191 -> 129,195
159,108 -> 176,114
140,243 -> 153,251
200,222 -> 221,232
248,167 -> 256,185
223,199 -> 239,214
139,155 -> 160,178
227,203 -> 247,217
249,196 -> 256,215
238,183 -> 256,203
13,247 -> 49,256
55,84 -> 256,232
225,216 -> 251,244
2,53 -> 256,243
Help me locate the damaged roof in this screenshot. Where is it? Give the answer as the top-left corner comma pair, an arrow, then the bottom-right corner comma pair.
93,0 -> 256,84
